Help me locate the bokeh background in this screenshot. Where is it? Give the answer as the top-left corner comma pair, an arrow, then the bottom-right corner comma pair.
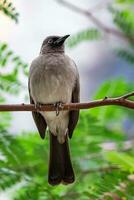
0,0 -> 134,199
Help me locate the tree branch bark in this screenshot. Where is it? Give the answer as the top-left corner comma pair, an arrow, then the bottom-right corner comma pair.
55,0 -> 133,42
0,92 -> 134,112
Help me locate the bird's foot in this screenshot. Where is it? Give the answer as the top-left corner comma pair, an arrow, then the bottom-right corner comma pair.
54,101 -> 64,116
35,102 -> 42,111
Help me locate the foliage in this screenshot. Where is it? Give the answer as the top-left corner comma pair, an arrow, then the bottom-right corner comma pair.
116,48 -> 134,64
67,0 -> 134,64
106,151 -> 134,172
67,29 -> 101,48
1,79 -> 134,199
0,42 -> 28,95
110,6 -> 134,39
1,1 -> 134,200
0,0 -> 19,23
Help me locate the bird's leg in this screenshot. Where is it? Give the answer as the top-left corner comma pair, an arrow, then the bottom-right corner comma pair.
65,128 -> 68,137
54,101 -> 64,116
35,102 -> 42,111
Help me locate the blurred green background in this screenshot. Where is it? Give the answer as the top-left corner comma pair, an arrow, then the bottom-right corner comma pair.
0,0 -> 134,199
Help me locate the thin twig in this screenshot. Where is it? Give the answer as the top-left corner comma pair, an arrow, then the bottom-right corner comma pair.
120,92 -> 134,99
55,0 -> 133,42
89,0 -> 111,13
0,92 -> 134,112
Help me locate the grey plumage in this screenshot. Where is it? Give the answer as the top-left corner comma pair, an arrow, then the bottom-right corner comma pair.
28,35 -> 80,185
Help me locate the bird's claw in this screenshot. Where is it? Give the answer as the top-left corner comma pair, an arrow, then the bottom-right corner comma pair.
54,102 -> 63,116
35,102 -> 42,111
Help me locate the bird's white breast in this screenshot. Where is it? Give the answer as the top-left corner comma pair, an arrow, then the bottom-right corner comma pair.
29,53 -> 78,143
29,54 -> 77,104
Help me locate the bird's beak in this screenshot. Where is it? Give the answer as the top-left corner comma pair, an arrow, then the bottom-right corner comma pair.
53,35 -> 70,45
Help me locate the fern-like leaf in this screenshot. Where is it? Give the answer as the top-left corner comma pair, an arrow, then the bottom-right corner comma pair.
0,0 -> 19,23
67,28 -> 101,48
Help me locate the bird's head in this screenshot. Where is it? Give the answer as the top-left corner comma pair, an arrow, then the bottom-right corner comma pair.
40,35 -> 70,54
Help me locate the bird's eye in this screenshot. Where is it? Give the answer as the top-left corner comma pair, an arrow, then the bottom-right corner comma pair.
48,39 -> 53,44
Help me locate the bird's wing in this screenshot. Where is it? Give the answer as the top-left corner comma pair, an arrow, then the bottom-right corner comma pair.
28,79 -> 47,139
68,74 -> 80,138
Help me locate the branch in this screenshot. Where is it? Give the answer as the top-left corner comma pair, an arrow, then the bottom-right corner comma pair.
55,0 -> 132,42
0,92 -> 134,112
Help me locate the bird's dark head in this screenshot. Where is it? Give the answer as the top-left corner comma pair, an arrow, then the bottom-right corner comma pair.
40,35 -> 70,54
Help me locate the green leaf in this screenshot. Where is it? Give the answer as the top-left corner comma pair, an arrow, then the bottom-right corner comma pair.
67,28 -> 101,48
0,43 -> 8,52
116,48 -> 134,64
0,0 -> 19,23
105,151 -> 134,172
112,8 -> 134,37
116,0 -> 134,3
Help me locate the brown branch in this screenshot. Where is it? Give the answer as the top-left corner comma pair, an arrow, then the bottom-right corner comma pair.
0,92 -> 134,112
120,91 -> 134,99
55,0 -> 132,42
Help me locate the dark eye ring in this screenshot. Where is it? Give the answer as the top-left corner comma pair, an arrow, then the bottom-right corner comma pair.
48,39 -> 53,44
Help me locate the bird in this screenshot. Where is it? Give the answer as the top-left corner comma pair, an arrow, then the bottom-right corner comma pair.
28,35 -> 80,185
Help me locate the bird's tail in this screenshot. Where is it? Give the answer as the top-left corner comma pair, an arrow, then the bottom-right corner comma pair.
48,132 -> 75,185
